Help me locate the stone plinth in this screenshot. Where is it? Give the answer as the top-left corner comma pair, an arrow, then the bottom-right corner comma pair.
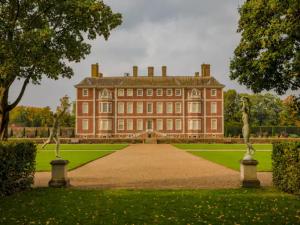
240,159 -> 260,188
49,159 -> 70,188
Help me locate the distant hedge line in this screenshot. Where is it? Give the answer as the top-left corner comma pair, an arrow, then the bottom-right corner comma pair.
272,142 -> 300,194
0,141 -> 37,196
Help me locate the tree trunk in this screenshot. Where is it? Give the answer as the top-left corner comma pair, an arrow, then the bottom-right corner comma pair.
0,110 -> 9,140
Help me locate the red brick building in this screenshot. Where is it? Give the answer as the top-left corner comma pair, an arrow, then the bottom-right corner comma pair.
75,64 -> 224,138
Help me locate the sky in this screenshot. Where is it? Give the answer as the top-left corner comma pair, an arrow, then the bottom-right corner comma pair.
11,0 -> 257,109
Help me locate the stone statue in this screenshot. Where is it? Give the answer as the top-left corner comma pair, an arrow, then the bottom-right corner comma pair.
241,96 -> 255,160
42,95 -> 71,158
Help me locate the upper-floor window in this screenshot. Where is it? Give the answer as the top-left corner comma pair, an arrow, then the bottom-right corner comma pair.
127,89 -> 133,97
137,102 -> 143,113
188,102 -> 201,113
175,89 -> 181,96
82,89 -> 88,97
99,119 -> 112,130
118,119 -> 124,130
137,89 -> 143,96
82,102 -> 89,114
211,102 -> 217,114
156,102 -> 163,114
147,102 -> 153,114
118,102 -> 124,114
211,89 -> 217,97
156,89 -> 163,96
211,119 -> 217,130
118,89 -> 124,97
147,89 -> 153,96
99,102 -> 112,113
175,102 -> 181,113
167,102 -> 173,113
166,89 -> 173,96
127,102 -> 133,114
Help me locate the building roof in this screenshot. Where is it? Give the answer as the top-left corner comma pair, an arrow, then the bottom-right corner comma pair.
75,75 -> 225,88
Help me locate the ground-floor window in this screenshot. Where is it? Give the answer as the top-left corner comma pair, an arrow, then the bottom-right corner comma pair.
156,119 -> 163,131
137,119 -> 143,131
175,119 -> 182,130
211,119 -> 217,130
127,119 -> 133,130
167,119 -> 173,130
188,119 -> 201,130
82,119 -> 89,130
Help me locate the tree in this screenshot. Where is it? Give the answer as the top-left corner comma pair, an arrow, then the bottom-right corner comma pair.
280,95 -> 300,126
224,89 -> 241,124
230,0 -> 299,95
0,0 -> 122,140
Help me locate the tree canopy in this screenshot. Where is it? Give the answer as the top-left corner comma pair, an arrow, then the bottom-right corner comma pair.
230,0 -> 299,95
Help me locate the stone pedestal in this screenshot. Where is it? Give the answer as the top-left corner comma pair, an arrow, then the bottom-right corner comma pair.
49,159 -> 70,187
240,159 -> 260,188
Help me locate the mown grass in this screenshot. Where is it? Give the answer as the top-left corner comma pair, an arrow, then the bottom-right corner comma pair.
36,144 -> 128,171
0,188 -> 299,225
174,144 -> 272,171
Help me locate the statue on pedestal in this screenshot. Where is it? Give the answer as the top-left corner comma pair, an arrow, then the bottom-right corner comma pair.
42,95 -> 71,158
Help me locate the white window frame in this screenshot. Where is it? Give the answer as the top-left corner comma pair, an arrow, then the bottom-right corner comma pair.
137,102 -> 143,114
175,102 -> 181,113
188,119 -> 201,130
156,89 -> 163,96
118,89 -> 124,97
166,89 -> 173,96
127,89 -> 133,97
175,119 -> 182,131
211,119 -> 217,130
211,102 -> 217,114
166,102 -> 173,114
167,119 -> 173,130
188,102 -> 201,113
118,102 -> 124,114
156,102 -> 163,114
156,119 -> 163,131
147,89 -> 153,96
82,89 -> 88,97
137,89 -> 143,96
127,119 -> 133,130
211,89 -> 217,97
82,102 -> 89,114
118,119 -> 125,130
99,102 -> 112,113
82,119 -> 89,130
147,102 -> 153,114
175,89 -> 181,96
99,119 -> 112,131
127,102 -> 133,114
137,119 -> 143,131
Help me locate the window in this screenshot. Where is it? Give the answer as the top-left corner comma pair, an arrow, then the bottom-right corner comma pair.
82,89 -> 88,97
188,102 -> 201,113
127,89 -> 133,96
137,102 -> 143,113
211,102 -> 217,114
175,89 -> 181,96
82,102 -> 89,114
211,119 -> 217,130
175,102 -> 181,113
175,119 -> 182,131
211,89 -> 217,97
118,102 -> 124,113
127,102 -> 133,114
99,119 -> 112,130
82,119 -> 88,130
118,119 -> 124,130
156,89 -> 163,96
156,119 -> 163,131
137,89 -> 143,96
156,102 -> 163,114
167,102 -> 173,113
137,119 -> 143,131
188,119 -> 201,130
127,119 -> 133,130
99,102 -> 112,113
147,89 -> 153,96
166,89 -> 173,96
167,119 -> 173,130
147,102 -> 153,113
118,89 -> 124,96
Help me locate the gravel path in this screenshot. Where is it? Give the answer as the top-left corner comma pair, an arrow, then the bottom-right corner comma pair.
34,144 -> 272,189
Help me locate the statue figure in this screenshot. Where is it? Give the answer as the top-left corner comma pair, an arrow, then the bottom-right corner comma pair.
42,95 -> 71,158
241,96 -> 255,160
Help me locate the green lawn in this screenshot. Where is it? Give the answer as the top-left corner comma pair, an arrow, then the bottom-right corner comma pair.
36,144 -> 128,171
174,144 -> 272,172
0,188 -> 299,225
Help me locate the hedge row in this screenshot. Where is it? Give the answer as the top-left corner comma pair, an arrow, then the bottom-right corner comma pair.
0,141 -> 37,196
272,142 -> 300,194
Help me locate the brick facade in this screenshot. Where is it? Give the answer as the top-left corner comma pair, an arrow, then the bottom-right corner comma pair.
75,64 -> 224,138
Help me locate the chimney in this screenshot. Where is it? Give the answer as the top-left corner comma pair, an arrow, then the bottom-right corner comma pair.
91,63 -> 99,78
201,64 -> 210,77
148,66 -> 154,77
133,66 -> 138,77
162,66 -> 167,77
195,72 -> 200,77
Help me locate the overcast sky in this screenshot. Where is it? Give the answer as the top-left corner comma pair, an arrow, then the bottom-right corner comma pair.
11,0 -> 255,109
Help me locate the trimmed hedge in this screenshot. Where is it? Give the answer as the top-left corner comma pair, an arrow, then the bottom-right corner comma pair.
0,141 -> 37,196
272,142 -> 300,194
